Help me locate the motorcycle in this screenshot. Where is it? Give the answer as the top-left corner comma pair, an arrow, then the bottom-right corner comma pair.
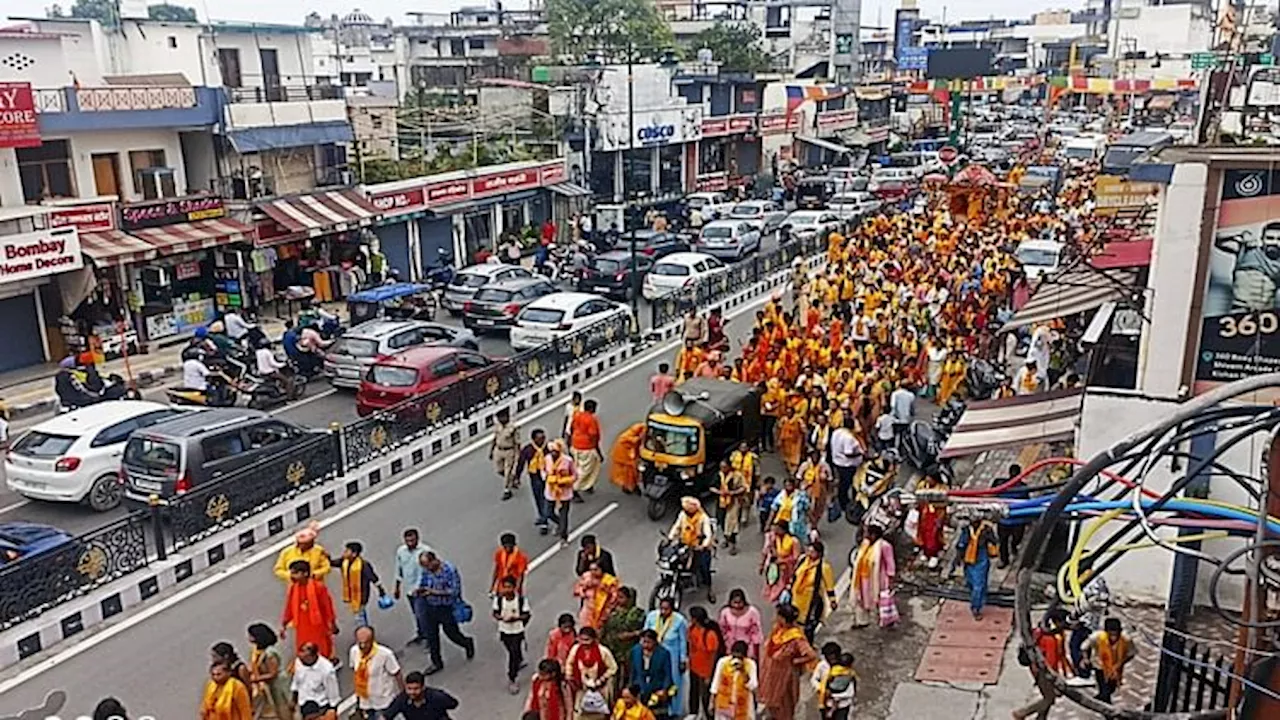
648,537 -> 703,611
245,363 -> 308,410
166,374 -> 239,407
423,247 -> 456,291
898,420 -> 955,484
965,358 -> 1006,400
56,373 -> 142,413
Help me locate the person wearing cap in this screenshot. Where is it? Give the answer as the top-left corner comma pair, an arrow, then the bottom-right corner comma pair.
1014,357 -> 1045,396
667,497 -> 716,602
273,521 -> 332,583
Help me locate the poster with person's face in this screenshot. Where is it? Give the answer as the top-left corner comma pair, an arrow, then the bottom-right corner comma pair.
1195,168 -> 1280,392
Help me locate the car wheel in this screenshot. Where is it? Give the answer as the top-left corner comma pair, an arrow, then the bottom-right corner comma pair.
86,474 -> 123,512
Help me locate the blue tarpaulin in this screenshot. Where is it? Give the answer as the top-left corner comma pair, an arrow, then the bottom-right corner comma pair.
227,121 -> 354,153
347,283 -> 433,303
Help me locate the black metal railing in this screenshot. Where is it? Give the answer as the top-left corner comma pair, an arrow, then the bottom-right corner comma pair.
1151,634 -> 1232,713
0,513 -> 151,630
225,84 -> 345,104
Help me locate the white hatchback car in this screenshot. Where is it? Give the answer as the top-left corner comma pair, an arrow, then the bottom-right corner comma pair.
5,401 -> 183,511
509,292 -> 631,351
642,251 -> 729,301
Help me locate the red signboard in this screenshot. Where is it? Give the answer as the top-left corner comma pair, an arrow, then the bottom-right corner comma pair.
425,180 -> 470,207
49,202 -> 116,232
370,188 -> 425,214
471,168 -> 540,198
759,112 -> 802,135
702,115 -> 756,138
539,162 -> 567,185
816,108 -> 859,131
0,83 -> 40,149
695,173 -> 729,192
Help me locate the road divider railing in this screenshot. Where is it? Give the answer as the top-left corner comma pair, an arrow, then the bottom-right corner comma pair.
0,230 -> 828,633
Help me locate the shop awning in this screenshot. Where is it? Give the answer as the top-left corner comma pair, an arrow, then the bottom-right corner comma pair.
548,182 -> 593,198
126,218 -> 254,255
1000,268 -> 1138,333
797,135 -> 857,155
257,189 -> 380,238
940,388 -> 1084,458
226,121 -> 355,153
79,229 -> 159,266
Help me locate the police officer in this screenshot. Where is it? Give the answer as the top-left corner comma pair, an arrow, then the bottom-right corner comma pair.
491,407 -> 521,501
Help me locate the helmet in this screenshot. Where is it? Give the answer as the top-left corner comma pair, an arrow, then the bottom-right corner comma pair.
181,346 -> 205,362
194,326 -> 209,339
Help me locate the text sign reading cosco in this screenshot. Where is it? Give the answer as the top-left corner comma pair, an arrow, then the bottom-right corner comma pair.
637,123 -> 677,145
0,226 -> 83,284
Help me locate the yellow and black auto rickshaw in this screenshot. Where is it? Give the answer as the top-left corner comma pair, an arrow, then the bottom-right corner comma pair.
638,378 -> 762,521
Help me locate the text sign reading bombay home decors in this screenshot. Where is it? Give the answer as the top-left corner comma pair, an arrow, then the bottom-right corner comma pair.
0,82 -> 40,149
120,196 -> 226,231
0,226 -> 83,284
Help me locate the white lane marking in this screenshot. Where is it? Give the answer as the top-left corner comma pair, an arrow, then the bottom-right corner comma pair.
0,285 -> 781,694
0,499 -> 30,516
334,501 -> 620,716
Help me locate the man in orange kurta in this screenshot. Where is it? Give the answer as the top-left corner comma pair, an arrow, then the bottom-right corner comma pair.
281,559 -> 339,661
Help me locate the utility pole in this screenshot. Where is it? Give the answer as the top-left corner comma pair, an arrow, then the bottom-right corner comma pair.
626,42 -> 640,324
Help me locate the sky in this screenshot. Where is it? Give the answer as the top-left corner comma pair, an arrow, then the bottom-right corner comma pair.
5,0 -> 1087,28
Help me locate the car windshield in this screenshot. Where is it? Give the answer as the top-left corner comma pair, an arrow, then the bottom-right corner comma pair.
652,263 -> 690,277
592,258 -> 625,273
519,307 -> 566,324
1063,146 -> 1095,159
331,337 -> 378,358
124,437 -> 180,474
451,273 -> 488,288
1016,247 -> 1060,266
645,420 -> 700,456
788,215 -> 819,227
474,288 -> 514,302
702,226 -> 734,238
11,431 -> 77,458
369,365 -> 419,387
729,204 -> 761,216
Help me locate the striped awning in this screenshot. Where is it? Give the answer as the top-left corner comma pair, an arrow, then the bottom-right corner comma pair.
126,218 -> 254,255
941,388 -> 1084,458
79,229 -> 160,266
257,189 -> 380,239
1000,268 -> 1138,333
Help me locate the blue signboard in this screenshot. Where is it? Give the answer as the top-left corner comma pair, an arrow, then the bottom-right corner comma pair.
894,10 -> 929,71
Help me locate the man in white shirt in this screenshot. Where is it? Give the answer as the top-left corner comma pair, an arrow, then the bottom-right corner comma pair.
182,356 -> 211,392
350,626 -> 404,717
255,341 -> 286,378
889,382 -> 915,436
874,413 -> 896,454
223,310 -> 255,341
829,417 -> 864,514
291,642 -> 341,711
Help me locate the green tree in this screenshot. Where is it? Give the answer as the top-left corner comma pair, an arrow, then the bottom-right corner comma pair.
147,3 -> 198,22
546,0 -> 673,62
60,0 -> 120,25
691,22 -> 770,73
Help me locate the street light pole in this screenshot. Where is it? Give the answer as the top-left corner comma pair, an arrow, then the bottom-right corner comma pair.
626,44 -> 640,326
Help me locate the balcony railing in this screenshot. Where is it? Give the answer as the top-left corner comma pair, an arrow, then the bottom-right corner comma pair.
77,86 -> 197,112
225,84 -> 346,104
33,88 -> 66,113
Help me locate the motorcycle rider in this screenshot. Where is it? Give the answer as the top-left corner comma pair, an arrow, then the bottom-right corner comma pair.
298,301 -> 339,336
254,336 -> 291,396
180,347 -> 232,405
205,321 -> 238,357
667,496 -> 716,603
54,355 -> 98,410
295,320 -> 333,377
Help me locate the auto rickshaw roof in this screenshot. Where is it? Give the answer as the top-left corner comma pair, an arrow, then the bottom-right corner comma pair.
650,378 -> 759,426
347,282 -> 434,303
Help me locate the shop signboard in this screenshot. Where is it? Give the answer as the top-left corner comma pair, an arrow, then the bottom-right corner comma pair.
695,172 -> 730,192
759,112 -> 803,135
1194,168 -> 1280,392
1094,175 -> 1159,215
424,180 -> 471,207
816,108 -> 859,133
0,226 -> 83,284
702,115 -> 756,138
49,202 -> 116,232
471,167 -> 540,199
369,187 -> 425,215
597,106 -> 703,151
539,162 -> 567,185
121,196 -> 225,231
0,82 -> 41,149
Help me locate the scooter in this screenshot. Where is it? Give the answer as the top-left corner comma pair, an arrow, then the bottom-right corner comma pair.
56,373 -> 142,413
166,375 -> 239,407
965,358 -> 1006,400
245,364 -> 308,410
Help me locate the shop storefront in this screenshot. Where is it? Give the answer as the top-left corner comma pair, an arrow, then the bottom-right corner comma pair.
115,196 -> 255,343
0,220 -> 85,372
696,114 -> 760,192
801,108 -> 862,167
594,106 -> 702,202
254,189 -> 381,304
49,201 -> 140,360
759,111 -> 804,175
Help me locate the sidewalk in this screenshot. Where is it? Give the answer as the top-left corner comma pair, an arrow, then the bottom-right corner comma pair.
0,306 -> 340,421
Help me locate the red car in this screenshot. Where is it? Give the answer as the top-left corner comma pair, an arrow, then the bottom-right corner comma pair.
355,345 -> 495,417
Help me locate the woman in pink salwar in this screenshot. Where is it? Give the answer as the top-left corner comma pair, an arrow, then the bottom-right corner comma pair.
717,588 -> 764,660
851,525 -> 898,628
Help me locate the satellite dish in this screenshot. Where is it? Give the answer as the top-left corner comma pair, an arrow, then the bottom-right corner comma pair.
662,390 -> 689,416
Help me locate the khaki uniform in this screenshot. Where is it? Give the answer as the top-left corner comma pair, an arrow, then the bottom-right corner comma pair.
492,421 -> 520,490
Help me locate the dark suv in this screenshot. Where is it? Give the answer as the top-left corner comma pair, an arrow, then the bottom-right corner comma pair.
121,408 -> 319,502
576,250 -> 653,300
462,276 -> 558,333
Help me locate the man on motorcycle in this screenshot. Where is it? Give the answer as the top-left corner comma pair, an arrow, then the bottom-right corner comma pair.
179,348 -> 231,405
205,321 -> 238,357
54,356 -> 99,410
667,496 -> 716,603
296,320 -> 333,376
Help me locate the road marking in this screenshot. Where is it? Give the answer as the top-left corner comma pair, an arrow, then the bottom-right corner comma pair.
270,387 -> 336,415
0,499 -> 29,516
0,283 -> 783,694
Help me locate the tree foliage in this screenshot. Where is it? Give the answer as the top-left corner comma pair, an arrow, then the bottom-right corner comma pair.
147,4 -> 198,22
546,0 -> 674,62
691,22 -> 771,73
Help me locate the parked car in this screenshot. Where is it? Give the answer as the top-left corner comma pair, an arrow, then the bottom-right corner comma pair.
869,167 -> 919,191
827,167 -> 869,193
509,292 -> 632,351
695,220 -> 762,260
642,252 -> 729,301
576,250 -> 653,300
324,319 -> 478,389
355,346 -> 495,417
727,200 -> 788,236
441,263 -> 535,316
462,276 -> 558,333
121,409 -> 320,503
683,191 -> 734,220
614,229 -> 690,260
5,401 -> 182,511
828,192 -> 881,220
781,210 -> 842,244
0,522 -> 74,566
1014,238 -> 1064,280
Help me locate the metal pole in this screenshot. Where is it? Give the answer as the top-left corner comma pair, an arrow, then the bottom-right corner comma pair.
627,45 -> 640,326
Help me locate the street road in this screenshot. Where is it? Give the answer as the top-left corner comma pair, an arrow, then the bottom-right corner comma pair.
0,279 -> 856,720
0,234 -> 787,535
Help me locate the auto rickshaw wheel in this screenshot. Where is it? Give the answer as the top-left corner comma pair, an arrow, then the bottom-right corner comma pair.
646,496 -> 670,522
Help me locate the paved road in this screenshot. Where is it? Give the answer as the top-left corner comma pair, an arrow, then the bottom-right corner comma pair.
0,233 -> 788,535
0,280 -> 858,720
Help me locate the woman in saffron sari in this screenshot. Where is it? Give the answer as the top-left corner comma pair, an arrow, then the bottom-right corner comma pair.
574,561 -> 620,631
710,640 -> 758,719
200,661 -> 253,720
851,524 -> 898,629
776,408 -> 806,475
608,423 -> 646,494
760,520 -> 801,605
757,604 -> 817,720
937,347 -> 966,404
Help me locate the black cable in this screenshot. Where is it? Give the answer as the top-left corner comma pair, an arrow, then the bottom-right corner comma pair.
1209,539 -> 1280,630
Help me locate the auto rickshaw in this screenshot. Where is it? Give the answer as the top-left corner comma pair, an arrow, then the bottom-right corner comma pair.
638,378 -> 761,521
346,282 -> 438,325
